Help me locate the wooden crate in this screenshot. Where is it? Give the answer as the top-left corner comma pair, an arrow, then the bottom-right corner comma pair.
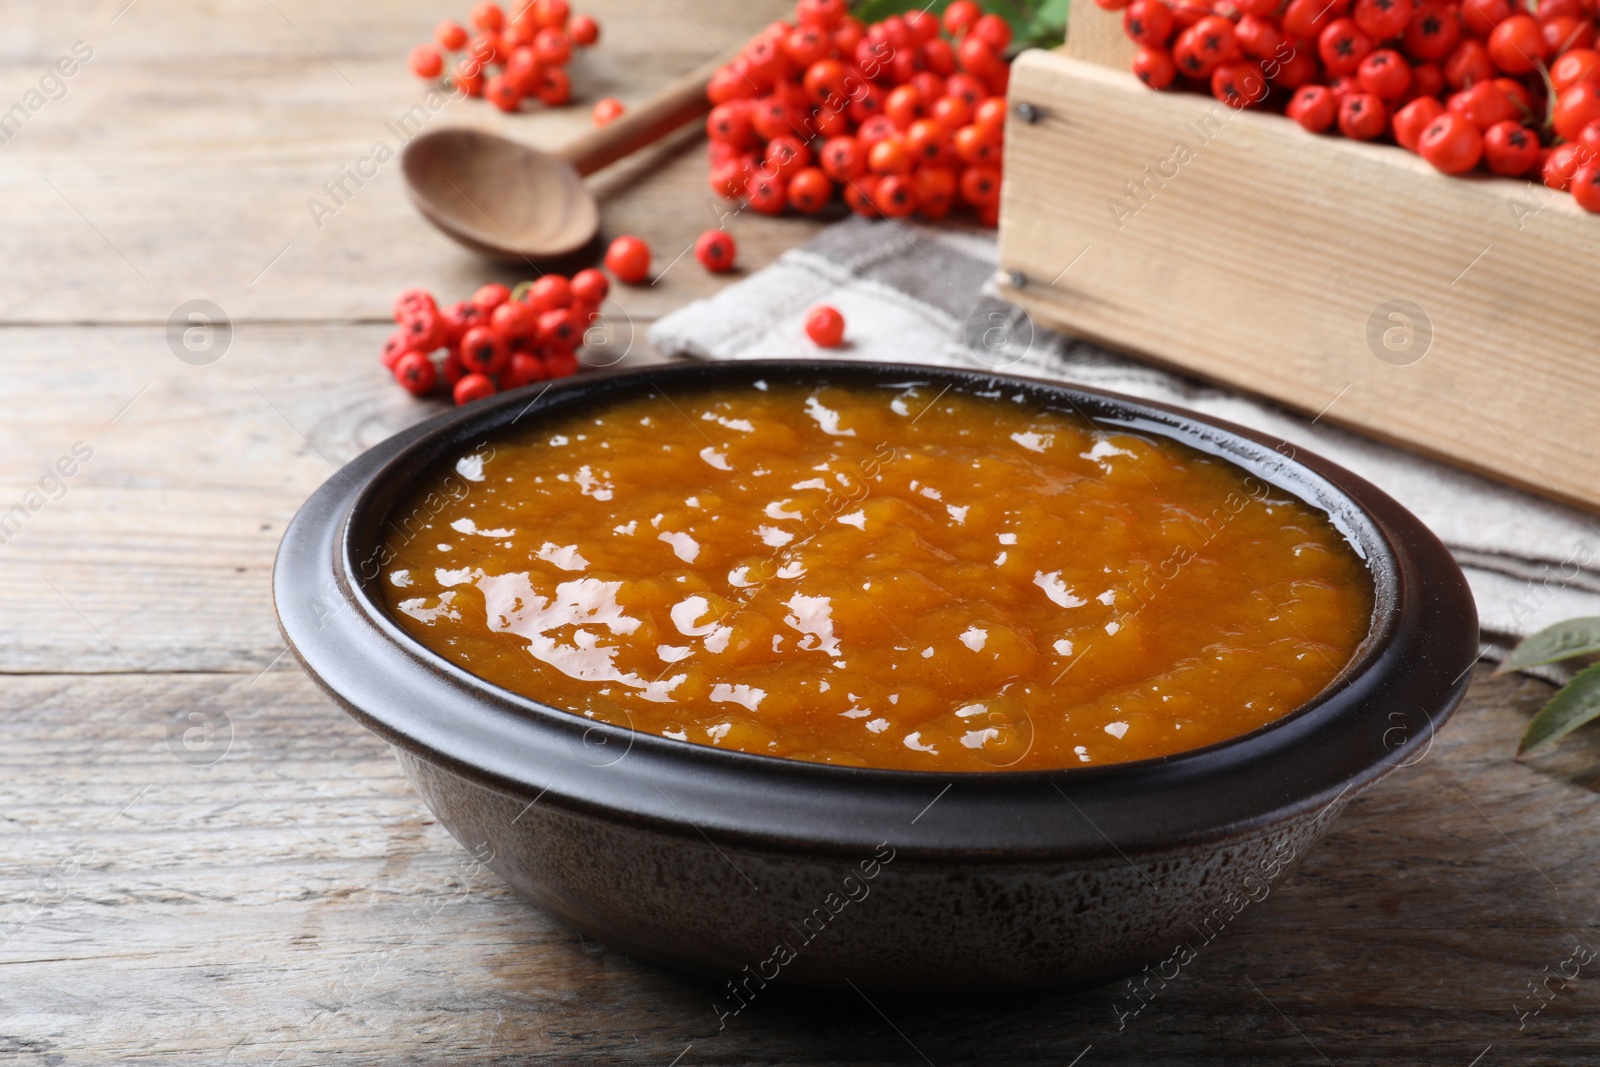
996,7 -> 1600,512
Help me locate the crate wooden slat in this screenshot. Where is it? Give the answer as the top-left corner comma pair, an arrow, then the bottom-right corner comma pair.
997,39 -> 1600,513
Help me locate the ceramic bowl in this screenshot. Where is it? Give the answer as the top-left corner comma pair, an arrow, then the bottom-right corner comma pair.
273,359 -> 1478,991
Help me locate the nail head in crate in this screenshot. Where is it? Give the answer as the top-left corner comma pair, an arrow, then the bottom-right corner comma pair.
997,3 -> 1600,513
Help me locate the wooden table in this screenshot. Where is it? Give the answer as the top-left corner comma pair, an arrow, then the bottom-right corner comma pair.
4,2 -> 1598,1063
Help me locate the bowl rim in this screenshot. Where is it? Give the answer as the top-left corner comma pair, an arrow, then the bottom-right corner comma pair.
274,359 -> 1478,861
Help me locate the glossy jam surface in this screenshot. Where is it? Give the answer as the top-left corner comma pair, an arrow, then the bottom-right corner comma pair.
378,381 -> 1374,772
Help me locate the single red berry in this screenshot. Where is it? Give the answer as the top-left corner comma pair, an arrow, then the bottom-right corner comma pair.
410,45 -> 444,79
1411,61 -> 1445,99
534,27 -> 571,66
1283,0 -> 1338,39
441,352 -> 466,389
805,305 -> 846,347
485,75 -> 522,112
1443,38 -> 1495,89
1544,16 -> 1594,57
530,0 -> 570,28
381,332 -> 412,369
604,235 -> 652,284
453,373 -> 497,406
798,0 -> 847,28
1570,159 -> 1600,211
876,173 -> 917,216
472,283 -> 511,312
535,66 -> 571,106
526,274 -> 572,312
1542,141 -> 1593,188
1486,14 -> 1545,74
1417,111 -> 1484,173
436,21 -> 469,50
470,2 -> 504,32
905,119 -> 953,165
1288,84 -> 1339,131
1268,49 -> 1321,89
394,351 -> 438,396
570,268 -> 609,305
592,98 -> 625,126
694,230 -> 738,272
491,300 -> 537,341
973,13 -> 1013,50
1449,82 -> 1519,130
1355,0 -> 1412,39
1554,81 -> 1600,141
1459,0 -> 1510,37
953,123 -> 1000,164
1357,50 -> 1412,100
1235,14 -> 1286,59
744,170 -> 789,214
1188,15 -> 1241,63
707,102 -> 754,145
819,135 -> 866,180
1133,44 -> 1178,88
453,58 -> 485,97
439,301 -> 483,346
944,0 -> 982,36
1124,0 -> 1176,47
393,288 -> 437,320
959,165 -> 1001,207
459,325 -> 510,375
930,93 -> 973,129
1338,92 -> 1388,139
568,14 -> 600,45
765,134 -> 813,179
957,36 -> 1005,79
912,166 -> 957,218
1482,120 -> 1543,175
1580,119 -> 1600,154
505,352 -> 548,388
535,308 -> 578,348
1551,48 -> 1600,90
1319,18 -> 1374,76
543,346 -> 580,378
1392,95 -> 1445,150
399,307 -> 447,352
842,174 -> 881,217
1212,60 -> 1268,108
1403,4 -> 1461,61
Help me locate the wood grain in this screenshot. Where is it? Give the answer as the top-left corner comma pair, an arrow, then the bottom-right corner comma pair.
997,52 -> 1600,513
4,668 -> 1598,1065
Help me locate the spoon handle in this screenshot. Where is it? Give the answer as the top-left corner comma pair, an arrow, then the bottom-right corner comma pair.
557,57 -> 726,178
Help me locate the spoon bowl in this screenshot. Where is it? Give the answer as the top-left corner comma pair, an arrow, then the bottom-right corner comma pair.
402,128 -> 599,262
400,59 -> 720,263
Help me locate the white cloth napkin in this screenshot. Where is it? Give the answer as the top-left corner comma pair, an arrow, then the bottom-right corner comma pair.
649,216 -> 1600,659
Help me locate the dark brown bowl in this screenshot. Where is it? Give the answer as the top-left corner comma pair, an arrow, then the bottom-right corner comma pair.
273,360 -> 1477,992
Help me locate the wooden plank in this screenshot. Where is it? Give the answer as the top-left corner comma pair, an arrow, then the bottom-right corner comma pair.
0,319 -> 698,674
0,0 -> 826,324
1064,0 -> 1136,69
997,52 -> 1600,513
3,667 -> 1597,1063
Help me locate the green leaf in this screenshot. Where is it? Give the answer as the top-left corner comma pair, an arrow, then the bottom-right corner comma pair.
1520,663 -> 1600,755
1496,616 -> 1600,674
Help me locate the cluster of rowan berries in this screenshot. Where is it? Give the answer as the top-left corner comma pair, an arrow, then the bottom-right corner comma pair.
383,270 -> 610,405
408,0 -> 599,112
705,0 -> 1013,224
1111,0 -> 1600,208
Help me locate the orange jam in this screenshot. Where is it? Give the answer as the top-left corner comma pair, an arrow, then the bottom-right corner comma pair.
378,380 -> 1373,772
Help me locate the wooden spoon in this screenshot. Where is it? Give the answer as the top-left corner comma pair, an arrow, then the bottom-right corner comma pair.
401,57 -> 723,263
